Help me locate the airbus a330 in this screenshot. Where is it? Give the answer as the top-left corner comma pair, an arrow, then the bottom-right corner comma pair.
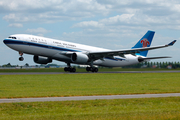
3,31 -> 176,72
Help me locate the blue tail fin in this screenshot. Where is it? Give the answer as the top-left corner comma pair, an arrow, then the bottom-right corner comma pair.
132,30 -> 155,57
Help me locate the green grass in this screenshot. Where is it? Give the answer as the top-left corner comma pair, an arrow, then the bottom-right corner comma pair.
0,68 -> 65,72
0,73 -> 180,98
0,67 -> 178,72
0,97 -> 180,120
0,72 -> 180,119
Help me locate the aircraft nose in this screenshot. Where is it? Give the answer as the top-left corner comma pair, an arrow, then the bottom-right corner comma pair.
3,39 -> 9,45
3,39 -> 7,44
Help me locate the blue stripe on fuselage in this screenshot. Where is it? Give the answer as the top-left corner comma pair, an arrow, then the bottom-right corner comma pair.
4,39 -> 126,62
3,39 -> 80,52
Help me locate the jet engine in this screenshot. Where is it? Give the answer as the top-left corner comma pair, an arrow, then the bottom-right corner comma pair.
138,57 -> 144,62
33,55 -> 52,64
71,52 -> 89,64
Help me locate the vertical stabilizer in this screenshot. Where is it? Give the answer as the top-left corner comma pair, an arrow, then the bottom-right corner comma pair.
132,30 -> 155,57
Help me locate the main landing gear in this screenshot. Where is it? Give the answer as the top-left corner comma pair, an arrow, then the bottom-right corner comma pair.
64,63 -> 76,72
64,67 -> 76,72
64,63 -> 98,73
19,52 -> 24,61
86,67 -> 98,72
86,61 -> 98,72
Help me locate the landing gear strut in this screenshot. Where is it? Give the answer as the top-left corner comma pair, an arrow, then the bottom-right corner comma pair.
64,63 -> 76,72
19,52 -> 24,61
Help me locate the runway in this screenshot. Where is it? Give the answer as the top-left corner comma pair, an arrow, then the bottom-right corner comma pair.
1,70 -> 180,75
0,93 -> 180,103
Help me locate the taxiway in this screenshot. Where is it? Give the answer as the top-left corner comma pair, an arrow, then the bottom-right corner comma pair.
0,93 -> 180,103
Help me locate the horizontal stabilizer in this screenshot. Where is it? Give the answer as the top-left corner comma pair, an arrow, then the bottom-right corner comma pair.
138,56 -> 171,62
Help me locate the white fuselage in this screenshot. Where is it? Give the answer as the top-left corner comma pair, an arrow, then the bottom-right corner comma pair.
4,34 -> 140,67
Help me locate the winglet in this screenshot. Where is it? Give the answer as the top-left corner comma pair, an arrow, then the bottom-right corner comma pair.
168,40 -> 177,46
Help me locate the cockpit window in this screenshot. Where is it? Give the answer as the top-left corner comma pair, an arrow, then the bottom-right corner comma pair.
8,37 -> 16,39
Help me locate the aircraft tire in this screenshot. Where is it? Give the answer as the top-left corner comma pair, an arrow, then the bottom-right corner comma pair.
70,68 -> 76,72
86,67 -> 91,72
92,67 -> 98,72
93,67 -> 98,72
64,67 -> 76,72
19,57 -> 24,61
86,67 -> 98,72
64,67 -> 68,72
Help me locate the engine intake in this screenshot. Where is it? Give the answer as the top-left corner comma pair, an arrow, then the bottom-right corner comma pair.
33,56 -> 52,64
71,52 -> 89,64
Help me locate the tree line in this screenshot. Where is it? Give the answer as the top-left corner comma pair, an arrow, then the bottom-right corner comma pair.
123,61 -> 180,69
2,61 -> 180,69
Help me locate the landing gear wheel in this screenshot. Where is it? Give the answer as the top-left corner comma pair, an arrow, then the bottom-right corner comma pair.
64,67 -> 68,72
86,67 -> 91,72
86,67 -> 98,72
70,68 -> 76,72
18,52 -> 24,61
93,67 -> 98,72
19,57 -> 24,61
64,67 -> 76,72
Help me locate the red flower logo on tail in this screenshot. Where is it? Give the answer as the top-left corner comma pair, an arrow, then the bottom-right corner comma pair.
141,38 -> 150,47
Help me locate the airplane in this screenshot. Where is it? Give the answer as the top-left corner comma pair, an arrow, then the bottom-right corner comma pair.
3,30 -> 176,72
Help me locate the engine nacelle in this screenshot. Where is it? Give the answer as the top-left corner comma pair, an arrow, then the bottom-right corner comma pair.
33,56 -> 52,64
138,56 -> 149,63
138,57 -> 144,62
71,52 -> 89,64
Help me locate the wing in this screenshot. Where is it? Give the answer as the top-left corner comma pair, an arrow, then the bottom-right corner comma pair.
88,40 -> 177,61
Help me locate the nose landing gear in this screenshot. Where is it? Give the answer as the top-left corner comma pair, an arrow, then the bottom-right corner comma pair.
19,52 -> 24,61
